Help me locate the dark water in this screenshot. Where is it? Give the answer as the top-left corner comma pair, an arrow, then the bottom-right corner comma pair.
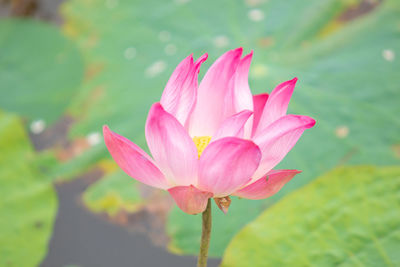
0,0 -> 65,23
41,175 -> 220,267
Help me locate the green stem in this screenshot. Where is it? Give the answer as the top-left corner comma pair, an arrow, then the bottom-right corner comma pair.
197,199 -> 212,267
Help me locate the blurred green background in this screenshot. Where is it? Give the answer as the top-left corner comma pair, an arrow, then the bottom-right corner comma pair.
0,0 -> 399,266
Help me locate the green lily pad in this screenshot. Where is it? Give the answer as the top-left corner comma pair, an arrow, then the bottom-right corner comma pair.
62,0 -> 400,256
221,166 -> 400,266
0,18 -> 84,124
0,111 -> 57,266
83,170 -> 145,216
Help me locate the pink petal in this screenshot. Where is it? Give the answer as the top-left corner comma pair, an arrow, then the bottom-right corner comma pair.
160,53 -> 207,126
252,114 -> 315,180
233,169 -> 301,199
212,110 -> 253,141
145,103 -> 198,186
103,125 -> 169,189
251,93 -> 269,137
231,51 -> 255,137
232,51 -> 254,112
255,78 -> 297,134
194,53 -> 209,66
197,137 -> 261,197
188,48 -> 243,137
168,185 -> 213,214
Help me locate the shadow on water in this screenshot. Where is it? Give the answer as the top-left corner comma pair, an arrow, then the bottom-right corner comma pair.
41,173 -> 221,267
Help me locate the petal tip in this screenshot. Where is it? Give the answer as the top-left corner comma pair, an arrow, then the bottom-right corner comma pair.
293,115 -> 316,128
240,51 -> 254,64
283,77 -> 297,88
307,117 -> 316,128
195,53 -> 208,68
244,50 -> 254,59
103,125 -> 113,139
151,102 -> 164,112
232,47 -> 243,57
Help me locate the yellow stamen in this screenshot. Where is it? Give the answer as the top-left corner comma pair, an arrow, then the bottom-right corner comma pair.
193,136 -> 211,158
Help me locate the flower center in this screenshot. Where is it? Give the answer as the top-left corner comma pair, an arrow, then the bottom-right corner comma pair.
193,136 -> 211,158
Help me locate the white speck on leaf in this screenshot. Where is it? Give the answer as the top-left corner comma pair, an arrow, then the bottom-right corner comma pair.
164,44 -> 177,55
382,49 -> 395,62
248,9 -> 265,21
87,132 -> 102,146
145,61 -> 167,77
213,35 -> 229,48
30,119 -> 46,134
335,126 -> 349,138
124,47 -> 136,60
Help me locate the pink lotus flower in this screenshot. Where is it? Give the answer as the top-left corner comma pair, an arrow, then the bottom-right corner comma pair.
103,48 -> 315,215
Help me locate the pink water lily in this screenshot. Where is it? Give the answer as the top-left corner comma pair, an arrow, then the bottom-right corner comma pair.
103,48 -> 315,215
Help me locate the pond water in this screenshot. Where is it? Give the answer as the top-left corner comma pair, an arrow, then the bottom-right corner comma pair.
41,175 -> 221,267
